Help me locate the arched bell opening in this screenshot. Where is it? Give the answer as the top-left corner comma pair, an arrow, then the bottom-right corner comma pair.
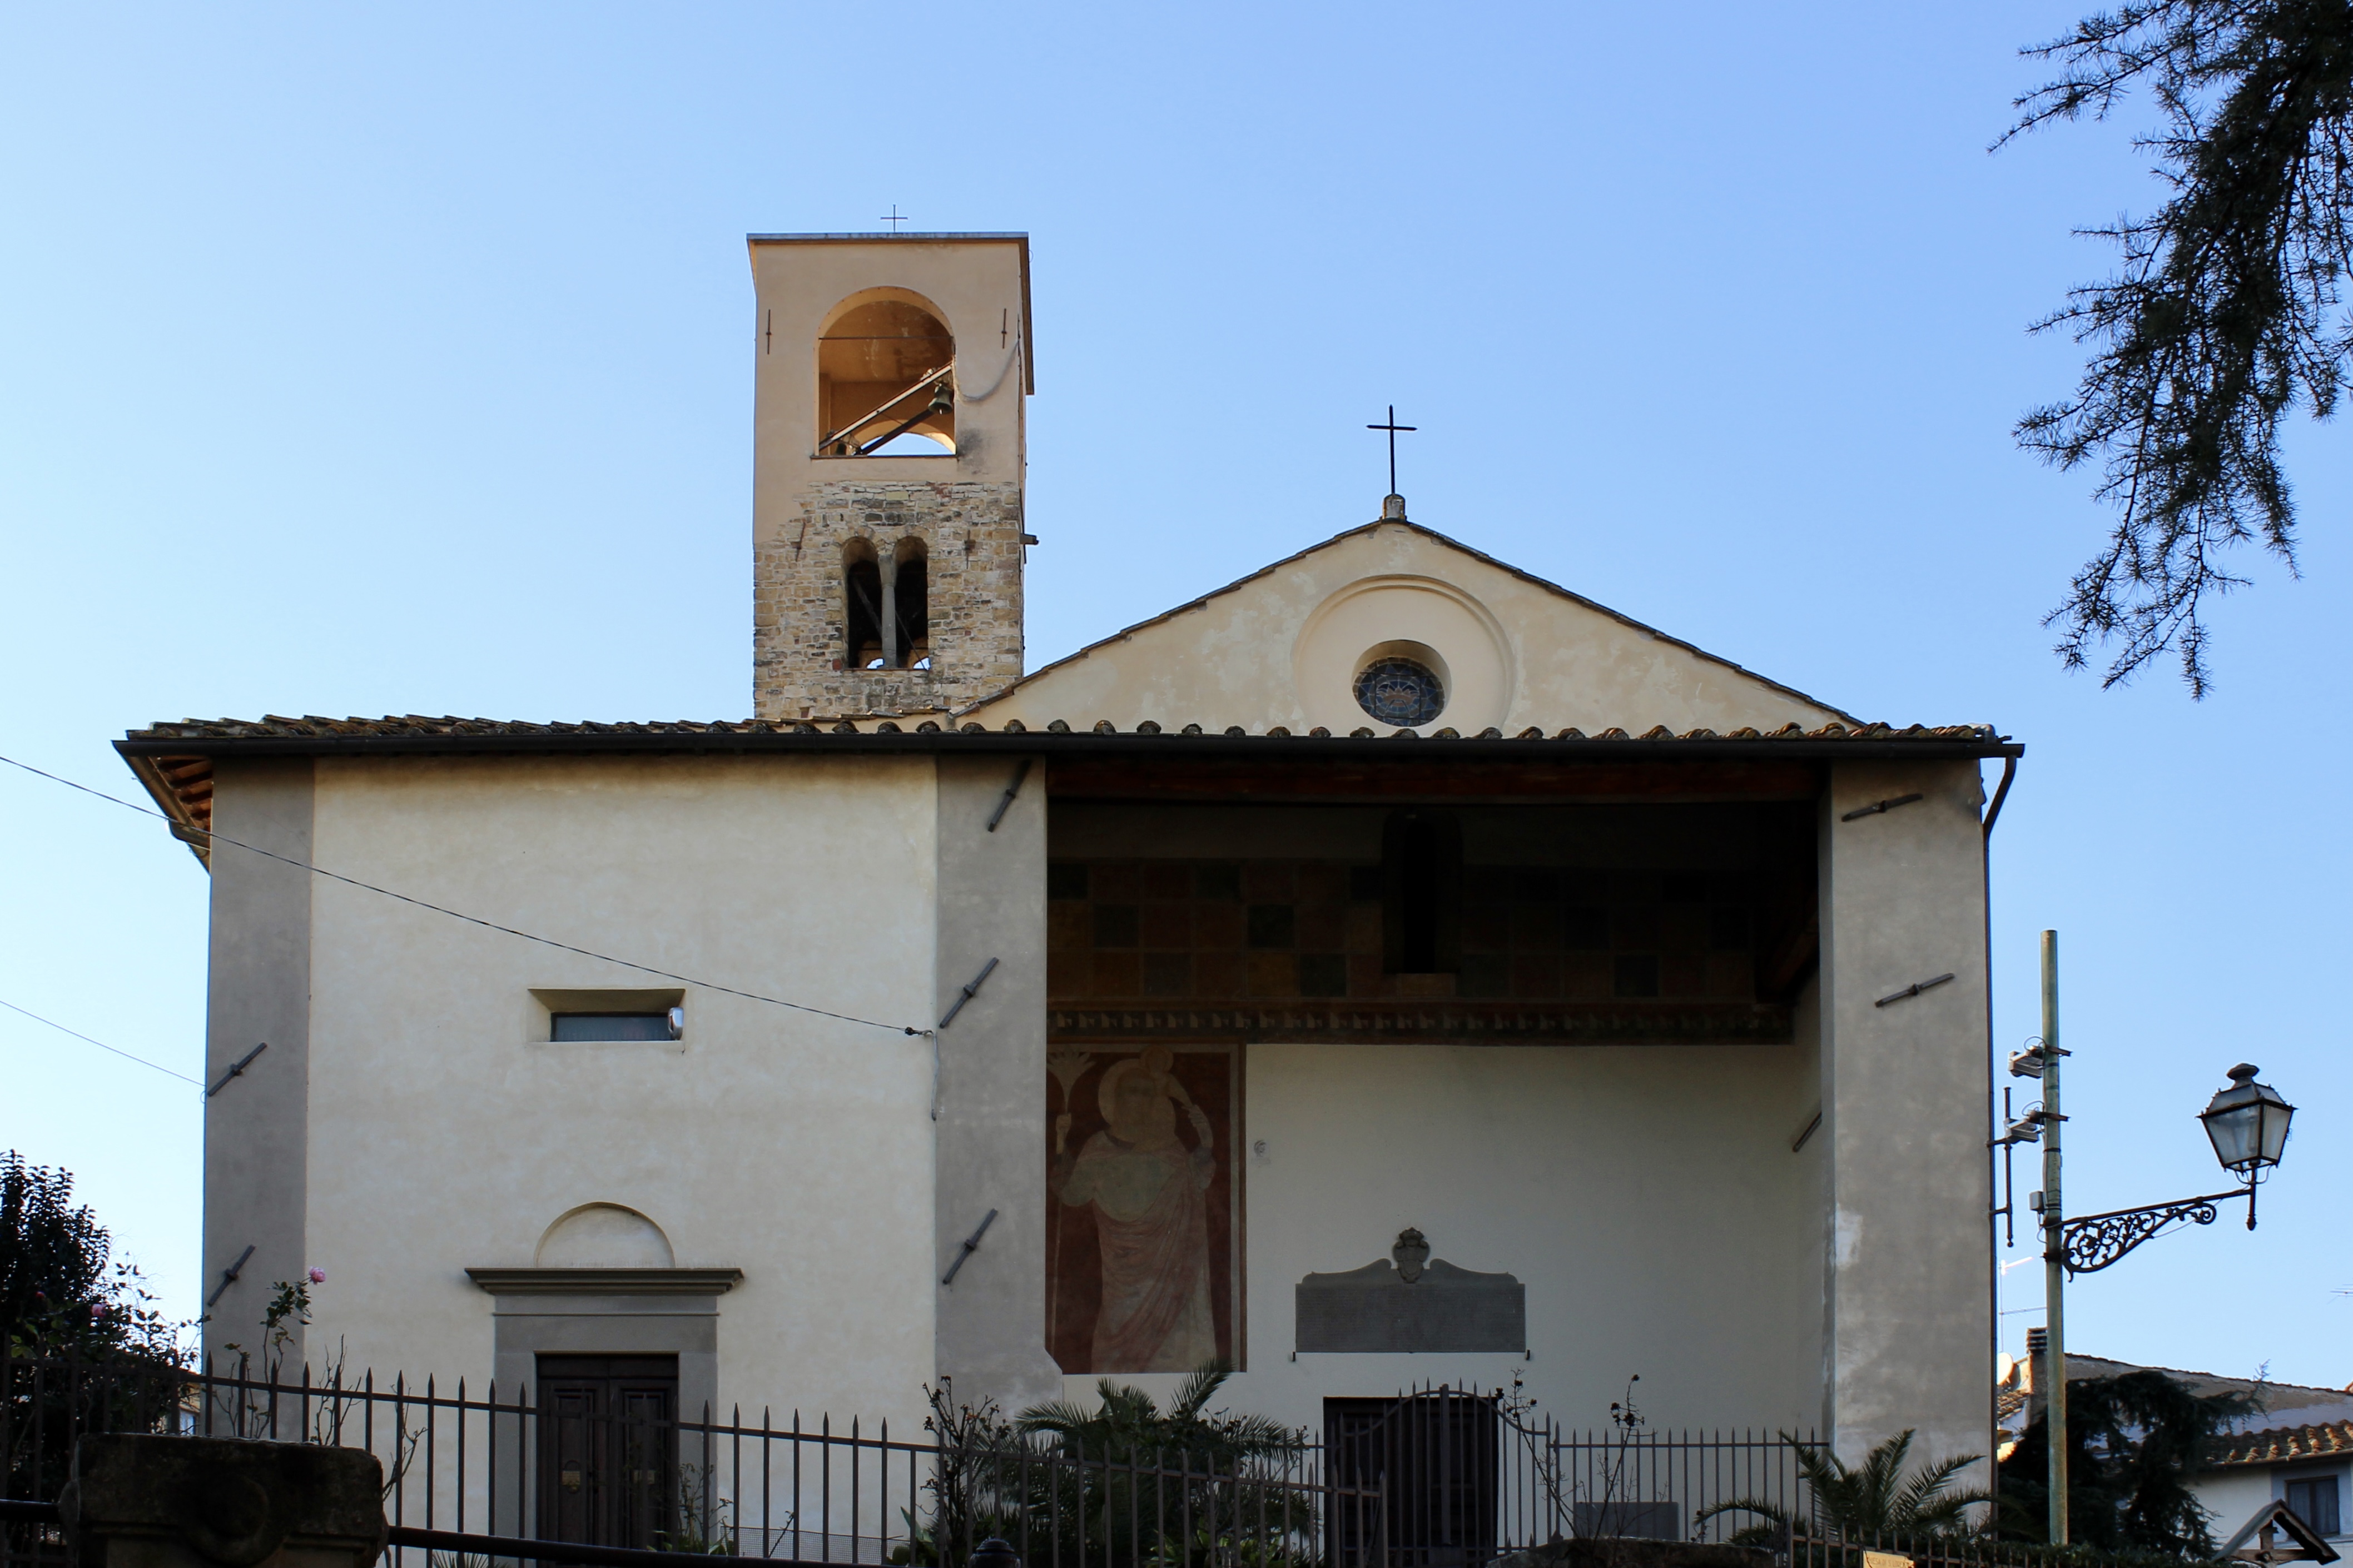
892,537 -> 931,669
844,538 -> 886,669
816,292 -> 955,456
842,535 -> 933,670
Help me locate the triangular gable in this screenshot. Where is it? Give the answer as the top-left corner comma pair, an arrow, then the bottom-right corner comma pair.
965,519 -> 1858,736
2224,1499 -> 2342,1565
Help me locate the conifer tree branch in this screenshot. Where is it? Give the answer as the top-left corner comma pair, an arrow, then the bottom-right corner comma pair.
2005,0 -> 2353,693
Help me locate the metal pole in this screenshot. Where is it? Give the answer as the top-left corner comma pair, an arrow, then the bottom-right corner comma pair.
2039,930 -> 2068,1546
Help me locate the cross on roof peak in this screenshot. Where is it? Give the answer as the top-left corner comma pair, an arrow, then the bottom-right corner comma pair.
1366,405 -> 1417,505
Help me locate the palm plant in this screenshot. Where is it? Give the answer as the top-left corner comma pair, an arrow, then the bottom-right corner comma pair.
1011,1363 -> 1312,1568
1696,1430 -> 1989,1546
1018,1362 -> 1302,1470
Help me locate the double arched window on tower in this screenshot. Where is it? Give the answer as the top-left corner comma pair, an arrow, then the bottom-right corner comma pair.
843,538 -> 930,670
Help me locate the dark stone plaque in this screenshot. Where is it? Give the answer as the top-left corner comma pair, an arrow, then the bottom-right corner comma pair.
1295,1231 -> 1525,1353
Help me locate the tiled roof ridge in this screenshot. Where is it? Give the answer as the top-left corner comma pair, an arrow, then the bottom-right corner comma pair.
955,517 -> 1865,725
127,715 -> 2003,743
2206,1416 -> 2353,1467
2063,1354 -> 2353,1402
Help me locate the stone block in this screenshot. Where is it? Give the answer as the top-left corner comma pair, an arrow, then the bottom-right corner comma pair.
752,479 -> 1026,720
1295,1246 -> 1526,1353
60,1434 -> 386,1568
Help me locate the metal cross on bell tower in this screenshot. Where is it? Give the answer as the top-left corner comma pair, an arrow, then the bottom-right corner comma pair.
1367,405 -> 1416,519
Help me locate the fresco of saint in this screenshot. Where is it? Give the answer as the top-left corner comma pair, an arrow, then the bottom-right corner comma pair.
1051,1046 -> 1219,1372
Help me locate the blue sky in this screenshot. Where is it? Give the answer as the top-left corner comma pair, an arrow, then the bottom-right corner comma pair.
3,3 -> 2344,1393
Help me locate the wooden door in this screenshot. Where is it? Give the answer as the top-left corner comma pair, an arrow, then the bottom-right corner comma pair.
536,1355 -> 679,1549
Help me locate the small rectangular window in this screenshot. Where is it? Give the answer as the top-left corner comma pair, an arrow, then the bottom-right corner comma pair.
2286,1477 -> 2341,1537
552,1013 -> 676,1043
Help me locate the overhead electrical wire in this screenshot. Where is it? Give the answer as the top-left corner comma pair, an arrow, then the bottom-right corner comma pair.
0,752 -> 923,1038
0,997 -> 205,1088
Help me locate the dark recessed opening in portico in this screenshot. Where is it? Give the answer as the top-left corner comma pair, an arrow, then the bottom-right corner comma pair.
1384,809 -> 1461,975
1041,792 -> 1820,1043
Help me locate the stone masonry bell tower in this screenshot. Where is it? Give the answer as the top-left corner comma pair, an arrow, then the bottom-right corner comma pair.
749,232 -> 1033,721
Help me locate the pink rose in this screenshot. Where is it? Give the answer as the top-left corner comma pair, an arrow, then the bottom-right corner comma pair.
307,1267 -> 326,1285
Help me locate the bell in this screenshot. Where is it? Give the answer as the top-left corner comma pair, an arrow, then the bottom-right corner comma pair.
929,378 -> 955,417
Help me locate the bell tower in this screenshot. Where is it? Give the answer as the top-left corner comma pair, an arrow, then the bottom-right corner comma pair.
748,232 -> 1033,721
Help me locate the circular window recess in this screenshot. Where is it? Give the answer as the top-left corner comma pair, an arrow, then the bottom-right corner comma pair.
1354,643 -> 1449,727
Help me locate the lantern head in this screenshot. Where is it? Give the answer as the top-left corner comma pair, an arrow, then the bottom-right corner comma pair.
2201,1063 -> 2294,1176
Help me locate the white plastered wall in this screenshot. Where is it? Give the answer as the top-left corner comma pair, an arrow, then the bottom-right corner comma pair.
1817,760 -> 1993,1471
294,753 -> 941,1428
1058,1027 -> 1826,1437
2195,1468 -> 2284,1543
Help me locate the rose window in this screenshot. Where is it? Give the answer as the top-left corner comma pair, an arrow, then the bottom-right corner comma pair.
1354,657 -> 1446,728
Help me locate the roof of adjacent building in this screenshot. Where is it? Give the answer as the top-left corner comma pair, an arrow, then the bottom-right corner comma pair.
2054,1354 -> 2353,1410
2008,1353 -> 2353,1465
2208,1418 -> 2353,1469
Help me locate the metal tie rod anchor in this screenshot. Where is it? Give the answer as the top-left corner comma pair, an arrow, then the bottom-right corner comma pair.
203,1243 -> 256,1308
931,958 -> 1001,1121
985,760 -> 1031,832
205,1041 -> 268,1098
1875,972 -> 1955,1008
939,958 -> 1000,1030
941,1208 -> 999,1285
1842,793 -> 1925,822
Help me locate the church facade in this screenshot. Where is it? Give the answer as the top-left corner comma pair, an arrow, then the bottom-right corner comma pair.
121,234 -> 2014,1482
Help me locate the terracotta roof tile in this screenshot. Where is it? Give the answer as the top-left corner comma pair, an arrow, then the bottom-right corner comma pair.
126,716 -> 2007,744
2208,1418 -> 2353,1468
117,715 -> 2014,869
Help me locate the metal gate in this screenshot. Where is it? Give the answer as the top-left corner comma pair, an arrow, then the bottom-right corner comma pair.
1326,1387 -> 1499,1568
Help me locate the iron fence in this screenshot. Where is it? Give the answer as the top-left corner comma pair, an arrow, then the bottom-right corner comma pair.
1,1355 -> 1381,1568
1348,1385 -> 1817,1554
4,1355 -> 1851,1568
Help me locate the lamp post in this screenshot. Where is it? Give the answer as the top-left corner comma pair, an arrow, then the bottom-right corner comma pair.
1996,931 -> 2296,1545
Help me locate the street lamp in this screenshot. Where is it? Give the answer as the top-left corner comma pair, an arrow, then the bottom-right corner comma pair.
2200,1063 -> 2296,1219
1996,934 -> 2297,1546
